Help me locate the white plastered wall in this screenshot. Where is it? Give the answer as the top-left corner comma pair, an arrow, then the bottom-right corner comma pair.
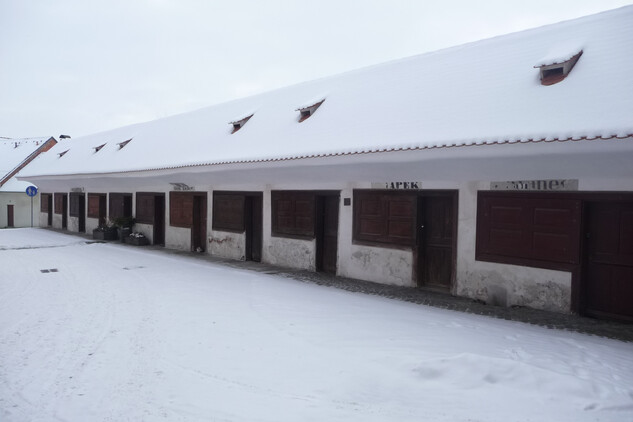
52,210 -> 63,229
135,223 -> 154,243
0,192 -> 40,228
39,212 -> 48,227
455,181 -> 571,312
68,216 -> 80,232
336,183 -> 414,286
261,184 -> 315,270
32,175 -> 631,315
206,188 -> 246,260
205,184 -> 316,269
209,230 -> 245,260
455,178 -> 633,313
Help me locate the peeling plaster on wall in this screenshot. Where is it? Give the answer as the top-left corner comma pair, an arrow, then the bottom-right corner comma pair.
209,230 -> 245,261
456,263 -> 572,313
266,236 -> 315,271
344,245 -> 414,287
521,279 -> 571,312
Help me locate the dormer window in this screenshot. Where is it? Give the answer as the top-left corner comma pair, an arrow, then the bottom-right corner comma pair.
535,50 -> 583,86
229,114 -> 253,134
58,149 -> 69,158
117,139 -> 132,149
93,143 -> 106,153
296,99 -> 324,122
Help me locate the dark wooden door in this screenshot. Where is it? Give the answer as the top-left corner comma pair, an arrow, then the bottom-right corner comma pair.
7,205 -> 14,227
62,195 -> 68,229
153,194 -> 165,245
78,194 -> 86,232
124,195 -> 132,217
584,202 -> 633,321
316,195 -> 339,274
98,195 -> 107,226
417,194 -> 454,290
191,194 -> 207,252
244,195 -> 263,262
47,195 -> 53,226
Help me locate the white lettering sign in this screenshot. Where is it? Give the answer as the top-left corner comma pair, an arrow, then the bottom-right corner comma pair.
371,182 -> 423,190
490,179 -> 578,191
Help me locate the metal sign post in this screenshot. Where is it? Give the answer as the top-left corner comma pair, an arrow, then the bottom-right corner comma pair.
26,186 -> 38,227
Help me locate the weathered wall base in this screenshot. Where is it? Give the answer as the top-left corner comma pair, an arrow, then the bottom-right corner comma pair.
165,226 -> 191,251
264,236 -> 315,271
68,216 -> 79,233
456,262 -> 571,312
341,244 -> 414,287
209,230 -> 245,261
86,217 -> 99,234
52,214 -> 63,229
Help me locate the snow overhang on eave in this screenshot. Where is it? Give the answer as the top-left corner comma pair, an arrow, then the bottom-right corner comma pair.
16,133 -> 633,180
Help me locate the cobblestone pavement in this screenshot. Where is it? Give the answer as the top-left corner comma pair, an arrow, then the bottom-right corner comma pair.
46,228 -> 633,343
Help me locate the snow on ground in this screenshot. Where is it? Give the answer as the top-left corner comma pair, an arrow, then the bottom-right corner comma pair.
1,228 -> 632,422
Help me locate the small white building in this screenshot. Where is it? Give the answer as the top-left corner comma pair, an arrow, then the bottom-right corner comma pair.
20,7 -> 633,321
0,137 -> 57,228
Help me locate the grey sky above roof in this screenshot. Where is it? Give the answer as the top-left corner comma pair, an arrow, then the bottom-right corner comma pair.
1,0 -> 631,139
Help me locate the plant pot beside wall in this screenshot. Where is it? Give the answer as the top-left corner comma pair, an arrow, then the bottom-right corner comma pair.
126,233 -> 149,246
112,217 -> 136,243
119,227 -> 132,242
93,227 -> 119,241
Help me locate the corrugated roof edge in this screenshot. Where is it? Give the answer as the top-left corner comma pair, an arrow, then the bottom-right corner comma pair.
21,133 -> 632,179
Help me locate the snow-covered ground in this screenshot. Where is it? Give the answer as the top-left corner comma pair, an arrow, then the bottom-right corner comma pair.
1,228 -> 632,422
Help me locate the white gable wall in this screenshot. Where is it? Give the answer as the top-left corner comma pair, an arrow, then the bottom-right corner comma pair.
1,192 -> 40,228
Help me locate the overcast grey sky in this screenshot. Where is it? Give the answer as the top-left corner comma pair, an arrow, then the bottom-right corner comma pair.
1,0 -> 631,139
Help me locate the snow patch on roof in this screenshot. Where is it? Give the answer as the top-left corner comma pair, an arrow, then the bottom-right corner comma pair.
296,96 -> 327,111
533,41 -> 585,67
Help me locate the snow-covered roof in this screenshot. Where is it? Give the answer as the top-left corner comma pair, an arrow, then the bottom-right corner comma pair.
533,42 -> 585,67
21,6 -> 633,179
0,137 -> 54,192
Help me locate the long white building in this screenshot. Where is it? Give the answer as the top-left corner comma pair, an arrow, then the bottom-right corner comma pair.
21,6 -> 633,321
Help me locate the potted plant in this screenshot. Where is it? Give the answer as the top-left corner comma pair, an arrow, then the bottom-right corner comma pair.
93,218 -> 118,241
127,231 -> 149,246
112,216 -> 136,242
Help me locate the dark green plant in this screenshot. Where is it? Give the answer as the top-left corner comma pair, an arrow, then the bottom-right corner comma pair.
112,216 -> 136,228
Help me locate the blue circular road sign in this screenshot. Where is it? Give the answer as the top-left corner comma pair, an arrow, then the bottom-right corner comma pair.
26,186 -> 38,197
